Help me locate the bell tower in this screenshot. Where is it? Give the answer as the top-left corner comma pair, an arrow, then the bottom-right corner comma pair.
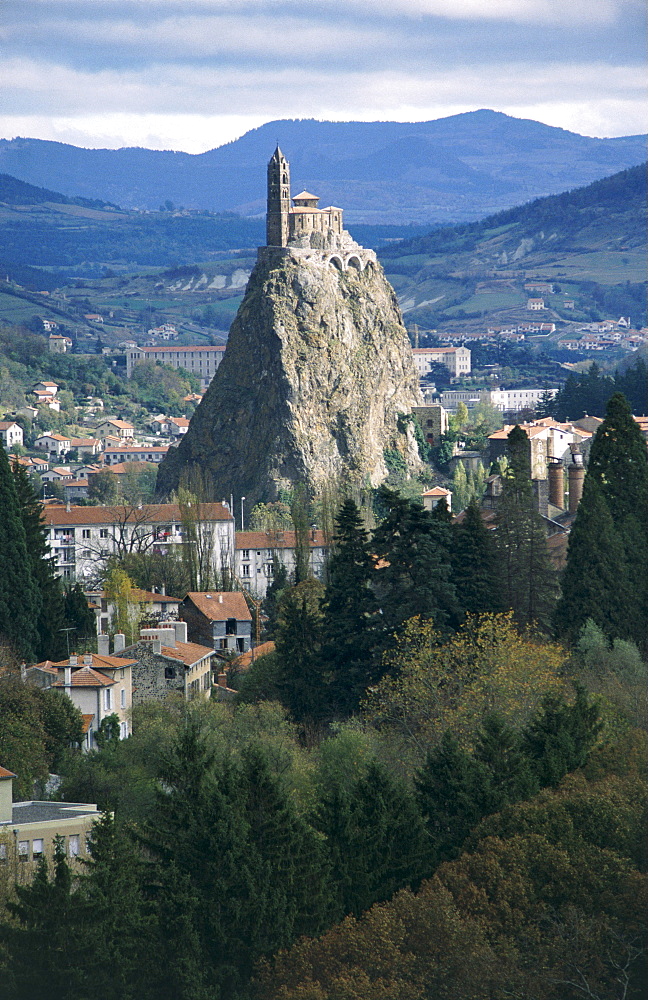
266,146 -> 290,247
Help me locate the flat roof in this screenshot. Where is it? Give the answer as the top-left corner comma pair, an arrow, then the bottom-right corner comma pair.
9,801 -> 101,825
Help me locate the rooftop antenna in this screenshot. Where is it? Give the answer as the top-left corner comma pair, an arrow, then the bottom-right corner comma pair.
58,626 -> 76,658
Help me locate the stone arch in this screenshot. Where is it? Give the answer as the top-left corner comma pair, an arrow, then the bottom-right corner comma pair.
346,255 -> 362,271
328,255 -> 344,271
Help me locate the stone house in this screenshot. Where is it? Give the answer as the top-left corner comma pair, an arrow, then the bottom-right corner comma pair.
48,334 -> 73,353
0,766 -> 101,869
116,622 -> 215,703
180,591 -> 252,654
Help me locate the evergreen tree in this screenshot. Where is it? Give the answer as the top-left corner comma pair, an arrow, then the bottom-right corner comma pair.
372,486 -> 461,636
495,426 -> 558,629
317,759 -> 429,919
319,500 -> 381,716
452,499 -> 503,615
587,392 -> 648,524
415,732 -> 490,863
63,584 -> 97,651
274,579 -> 327,723
554,477 -> 634,644
521,685 -> 602,787
474,713 -> 538,809
0,839 -> 89,1000
452,461 -> 469,512
261,553 -> 289,638
12,461 -> 67,661
0,443 -> 41,662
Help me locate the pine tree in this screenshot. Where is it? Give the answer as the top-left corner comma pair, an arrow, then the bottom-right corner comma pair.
415,731 -> 490,863
474,713 -> 538,809
319,499 -> 381,716
317,758 -> 429,919
372,486 -> 461,636
452,499 -> 503,615
521,685 -> 602,787
495,426 -> 558,629
275,579 -> 327,723
0,443 -> 41,661
587,392 -> 648,524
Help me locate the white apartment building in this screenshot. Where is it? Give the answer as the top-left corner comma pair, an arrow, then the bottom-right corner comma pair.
412,347 -> 471,378
102,444 -> 169,466
126,345 -> 226,391
235,530 -> 328,598
440,387 -> 557,413
42,502 -> 234,582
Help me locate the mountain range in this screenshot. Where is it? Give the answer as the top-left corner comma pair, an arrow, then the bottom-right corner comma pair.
0,111 -> 645,225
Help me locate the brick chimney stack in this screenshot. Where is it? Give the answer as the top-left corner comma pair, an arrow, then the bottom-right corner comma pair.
548,458 -> 564,509
568,445 -> 585,513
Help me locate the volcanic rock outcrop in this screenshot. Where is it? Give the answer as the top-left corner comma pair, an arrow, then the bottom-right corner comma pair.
156,149 -> 422,505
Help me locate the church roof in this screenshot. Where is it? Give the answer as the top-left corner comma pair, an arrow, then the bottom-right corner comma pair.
293,190 -> 319,201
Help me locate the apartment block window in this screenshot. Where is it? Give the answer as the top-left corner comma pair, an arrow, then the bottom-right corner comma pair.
82,529 -> 91,539
82,549 -> 92,557
32,839 -> 44,860
69,835 -> 79,857
18,841 -> 29,862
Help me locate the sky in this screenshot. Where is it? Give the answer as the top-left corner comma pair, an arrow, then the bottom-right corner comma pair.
0,0 -> 646,153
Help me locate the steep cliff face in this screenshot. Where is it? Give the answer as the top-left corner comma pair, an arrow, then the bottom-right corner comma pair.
156,252 -> 422,505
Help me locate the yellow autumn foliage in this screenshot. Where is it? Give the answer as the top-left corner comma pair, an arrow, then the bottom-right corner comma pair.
362,613 -> 567,763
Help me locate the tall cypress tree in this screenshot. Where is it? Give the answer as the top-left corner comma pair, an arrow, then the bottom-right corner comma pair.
495,426 -> 558,629
0,444 -> 41,662
554,477 -> 634,644
556,393 -> 648,649
319,499 -> 381,716
12,461 -> 66,660
452,499 -> 503,615
274,579 -> 327,723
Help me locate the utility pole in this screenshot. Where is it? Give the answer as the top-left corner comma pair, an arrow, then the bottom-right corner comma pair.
240,496 -> 246,532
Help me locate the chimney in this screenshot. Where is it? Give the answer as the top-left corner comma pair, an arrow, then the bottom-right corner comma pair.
83,653 -> 93,666
174,621 -> 188,644
158,628 -> 176,648
218,594 -> 223,604
548,459 -> 564,509
64,665 -> 72,687
217,672 -> 227,688
97,634 -> 110,655
69,654 -> 78,666
113,633 -> 125,653
152,639 -> 162,654
568,446 -> 585,514
160,584 -> 166,596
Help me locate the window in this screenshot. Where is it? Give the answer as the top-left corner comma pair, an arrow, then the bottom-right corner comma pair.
32,839 -> 44,860
104,688 -> 112,711
0,844 -> 6,861
82,529 -> 90,539
18,841 -> 29,861
242,565 -> 250,577
100,529 -> 108,538
241,549 -> 249,559
225,618 -> 237,635
236,638 -> 244,652
120,688 -> 126,709
69,835 -> 79,857
164,666 -> 176,679
82,549 -> 92,557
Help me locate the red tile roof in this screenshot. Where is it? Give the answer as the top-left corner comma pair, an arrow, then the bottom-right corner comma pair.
0,765 -> 17,779
236,529 -> 326,549
184,591 -> 252,622
52,653 -> 137,670
159,641 -> 215,666
53,666 -> 115,688
231,641 -> 275,670
42,502 -> 232,526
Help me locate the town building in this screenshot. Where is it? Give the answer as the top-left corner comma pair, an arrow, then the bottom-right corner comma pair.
234,529 -> 328,598
421,487 -> 452,513
411,404 -> 449,447
48,333 -> 73,353
125,345 -> 226,391
95,418 -> 135,441
488,418 -> 592,480
42,502 -> 234,581
115,623 -> 215,703
412,346 -> 471,378
34,433 -> 71,458
87,587 -> 181,635
0,766 -> 101,868
102,444 -> 169,466
526,298 -> 545,311
0,420 -> 23,450
180,592 -> 252,654
439,387 -> 557,414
